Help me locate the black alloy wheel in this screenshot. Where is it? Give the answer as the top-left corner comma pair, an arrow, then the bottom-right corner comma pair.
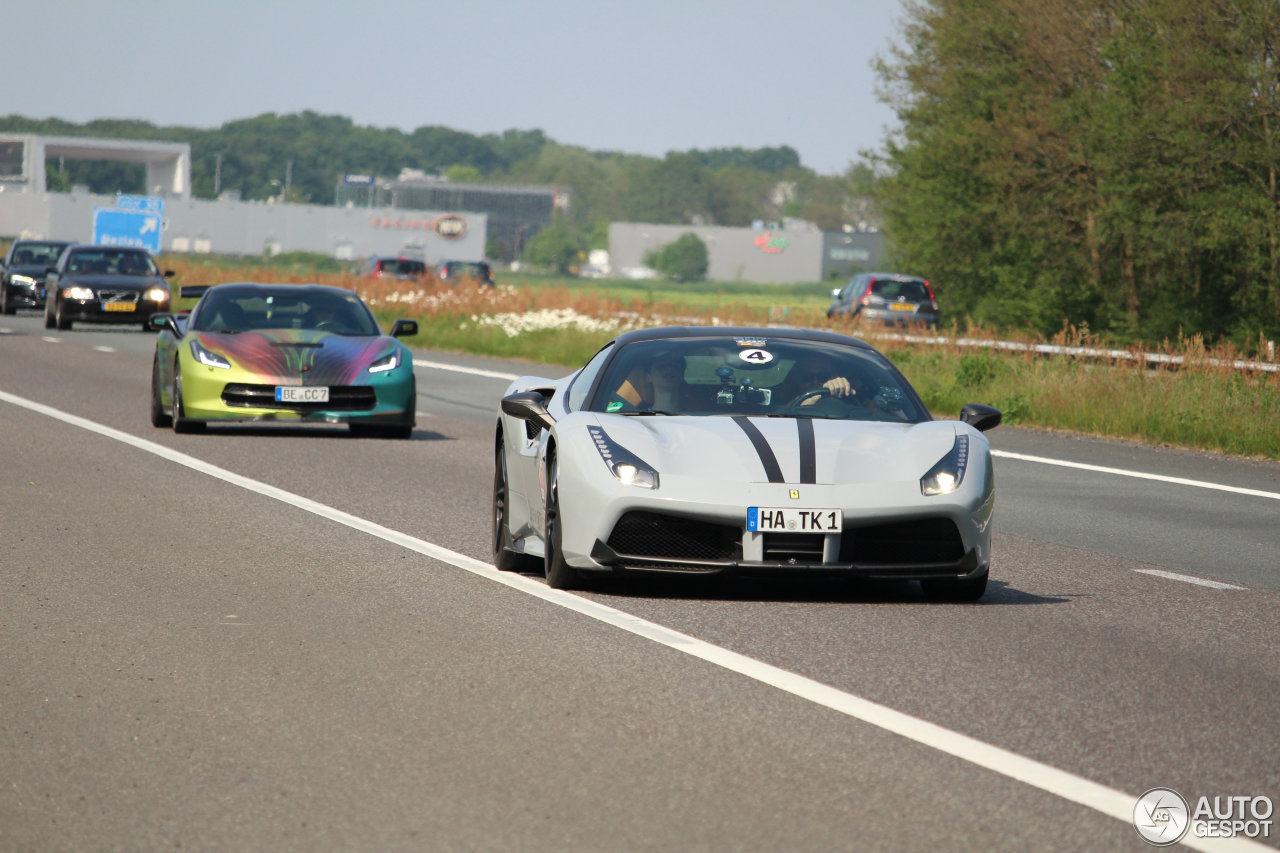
149,358 -> 172,428
542,449 -> 578,590
493,434 -> 536,572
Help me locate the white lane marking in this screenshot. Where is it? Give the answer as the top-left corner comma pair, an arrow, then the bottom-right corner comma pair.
1133,569 -> 1248,590
412,358 -> 519,381
0,389 -> 1269,852
41,336 -> 61,343
93,346 -> 116,353
993,450 -> 1280,501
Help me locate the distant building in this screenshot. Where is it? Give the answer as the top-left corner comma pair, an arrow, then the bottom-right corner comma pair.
335,170 -> 564,260
610,222 -> 884,285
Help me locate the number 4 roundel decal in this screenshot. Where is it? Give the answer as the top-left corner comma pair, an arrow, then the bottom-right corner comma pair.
738,348 -> 774,364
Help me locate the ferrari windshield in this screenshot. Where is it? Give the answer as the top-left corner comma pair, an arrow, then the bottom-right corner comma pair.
587,337 -> 928,422
190,287 -> 381,335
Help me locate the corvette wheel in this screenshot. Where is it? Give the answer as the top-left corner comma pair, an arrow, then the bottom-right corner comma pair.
149,358 -> 172,428
171,370 -> 204,434
543,449 -> 579,590
921,571 -> 988,602
493,436 -> 535,572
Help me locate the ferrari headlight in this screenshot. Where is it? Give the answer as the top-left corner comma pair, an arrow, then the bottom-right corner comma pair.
10,274 -> 36,287
145,287 -> 169,302
190,339 -> 231,369
588,425 -> 659,489
64,286 -> 95,300
368,350 -> 400,374
920,435 -> 970,496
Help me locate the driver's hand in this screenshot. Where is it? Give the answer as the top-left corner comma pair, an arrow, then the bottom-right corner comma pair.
823,376 -> 852,397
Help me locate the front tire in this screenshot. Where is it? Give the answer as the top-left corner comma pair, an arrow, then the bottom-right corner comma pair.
44,297 -> 56,328
55,297 -> 72,330
542,449 -> 579,590
149,358 -> 172,428
1,287 -> 14,315
493,434 -> 537,572
171,369 -> 204,434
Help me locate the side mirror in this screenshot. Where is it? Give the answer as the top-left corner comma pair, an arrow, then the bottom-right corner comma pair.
148,313 -> 181,336
163,270 -> 175,277
501,390 -> 556,431
390,318 -> 419,338
960,403 -> 1002,432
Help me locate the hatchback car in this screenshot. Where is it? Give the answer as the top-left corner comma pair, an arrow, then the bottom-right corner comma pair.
1,239 -> 73,314
828,273 -> 939,327
436,260 -> 494,287
43,245 -> 173,331
358,256 -> 427,280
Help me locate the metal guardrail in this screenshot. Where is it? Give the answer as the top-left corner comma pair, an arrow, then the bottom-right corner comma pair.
859,329 -> 1280,374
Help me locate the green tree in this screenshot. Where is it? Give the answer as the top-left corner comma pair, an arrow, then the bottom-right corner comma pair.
522,214 -> 586,274
645,233 -> 709,282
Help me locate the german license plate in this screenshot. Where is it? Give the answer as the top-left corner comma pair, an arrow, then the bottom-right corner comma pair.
276,386 -> 329,403
889,302 -> 915,312
747,507 -> 842,532
102,301 -> 135,312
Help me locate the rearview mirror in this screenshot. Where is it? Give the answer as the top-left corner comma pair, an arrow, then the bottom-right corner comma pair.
390,318 -> 419,338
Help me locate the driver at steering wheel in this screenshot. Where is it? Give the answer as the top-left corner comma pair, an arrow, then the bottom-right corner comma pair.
787,357 -> 857,405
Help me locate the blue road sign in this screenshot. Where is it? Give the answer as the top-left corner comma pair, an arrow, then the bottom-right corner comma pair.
93,208 -> 163,252
115,194 -> 164,215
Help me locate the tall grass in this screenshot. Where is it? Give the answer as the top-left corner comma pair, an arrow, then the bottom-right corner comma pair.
159,258 -> 1280,460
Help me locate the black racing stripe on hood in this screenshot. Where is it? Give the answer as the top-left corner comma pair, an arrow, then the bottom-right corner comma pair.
732,417 -> 784,483
797,418 -> 816,484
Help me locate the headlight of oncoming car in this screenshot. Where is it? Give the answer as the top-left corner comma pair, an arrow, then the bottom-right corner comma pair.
10,274 -> 36,287
190,339 -> 231,369
145,287 -> 169,302
920,435 -> 969,496
588,426 -> 659,489
368,351 -> 400,374
64,286 -> 95,300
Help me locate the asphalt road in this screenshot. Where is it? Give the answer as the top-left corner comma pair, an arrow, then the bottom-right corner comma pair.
2,313 -> 1278,853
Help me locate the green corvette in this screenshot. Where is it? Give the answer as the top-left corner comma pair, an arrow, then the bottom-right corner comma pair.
149,283 -> 419,438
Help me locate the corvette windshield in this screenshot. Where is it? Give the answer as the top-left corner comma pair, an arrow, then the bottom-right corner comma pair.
191,289 -> 381,335
587,338 -> 927,423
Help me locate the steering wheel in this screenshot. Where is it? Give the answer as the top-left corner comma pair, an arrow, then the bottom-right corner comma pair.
782,387 -> 836,409
315,320 -> 343,332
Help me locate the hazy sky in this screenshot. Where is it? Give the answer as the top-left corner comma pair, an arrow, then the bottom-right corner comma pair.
11,1 -> 906,176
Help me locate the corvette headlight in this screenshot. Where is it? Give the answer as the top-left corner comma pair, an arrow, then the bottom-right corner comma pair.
190,339 -> 231,369
588,425 -> 659,489
10,274 -> 36,287
64,286 -> 95,300
368,350 -> 400,374
920,435 -> 970,496
145,287 -> 169,302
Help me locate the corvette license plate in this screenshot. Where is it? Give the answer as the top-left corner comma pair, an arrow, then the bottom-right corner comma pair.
747,507 -> 842,532
275,386 -> 329,403
102,302 -> 135,312
889,303 -> 915,312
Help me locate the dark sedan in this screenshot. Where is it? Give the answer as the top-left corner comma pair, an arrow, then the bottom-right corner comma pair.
43,245 -> 174,331
1,239 -> 72,314
827,272 -> 939,328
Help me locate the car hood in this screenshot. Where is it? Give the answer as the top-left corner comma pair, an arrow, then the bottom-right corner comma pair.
589,414 -> 962,486
190,329 -> 399,384
61,274 -> 166,289
6,264 -> 56,279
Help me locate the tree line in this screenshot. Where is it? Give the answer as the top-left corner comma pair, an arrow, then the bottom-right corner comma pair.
0,111 -> 862,248
875,0 -> 1280,346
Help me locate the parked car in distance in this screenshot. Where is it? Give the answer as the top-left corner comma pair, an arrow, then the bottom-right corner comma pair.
43,245 -> 173,331
828,273 -> 939,328
437,259 -> 494,287
1,239 -> 73,314
358,256 -> 427,280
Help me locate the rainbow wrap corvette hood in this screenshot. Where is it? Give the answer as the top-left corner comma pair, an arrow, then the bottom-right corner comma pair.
192,329 -> 397,383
